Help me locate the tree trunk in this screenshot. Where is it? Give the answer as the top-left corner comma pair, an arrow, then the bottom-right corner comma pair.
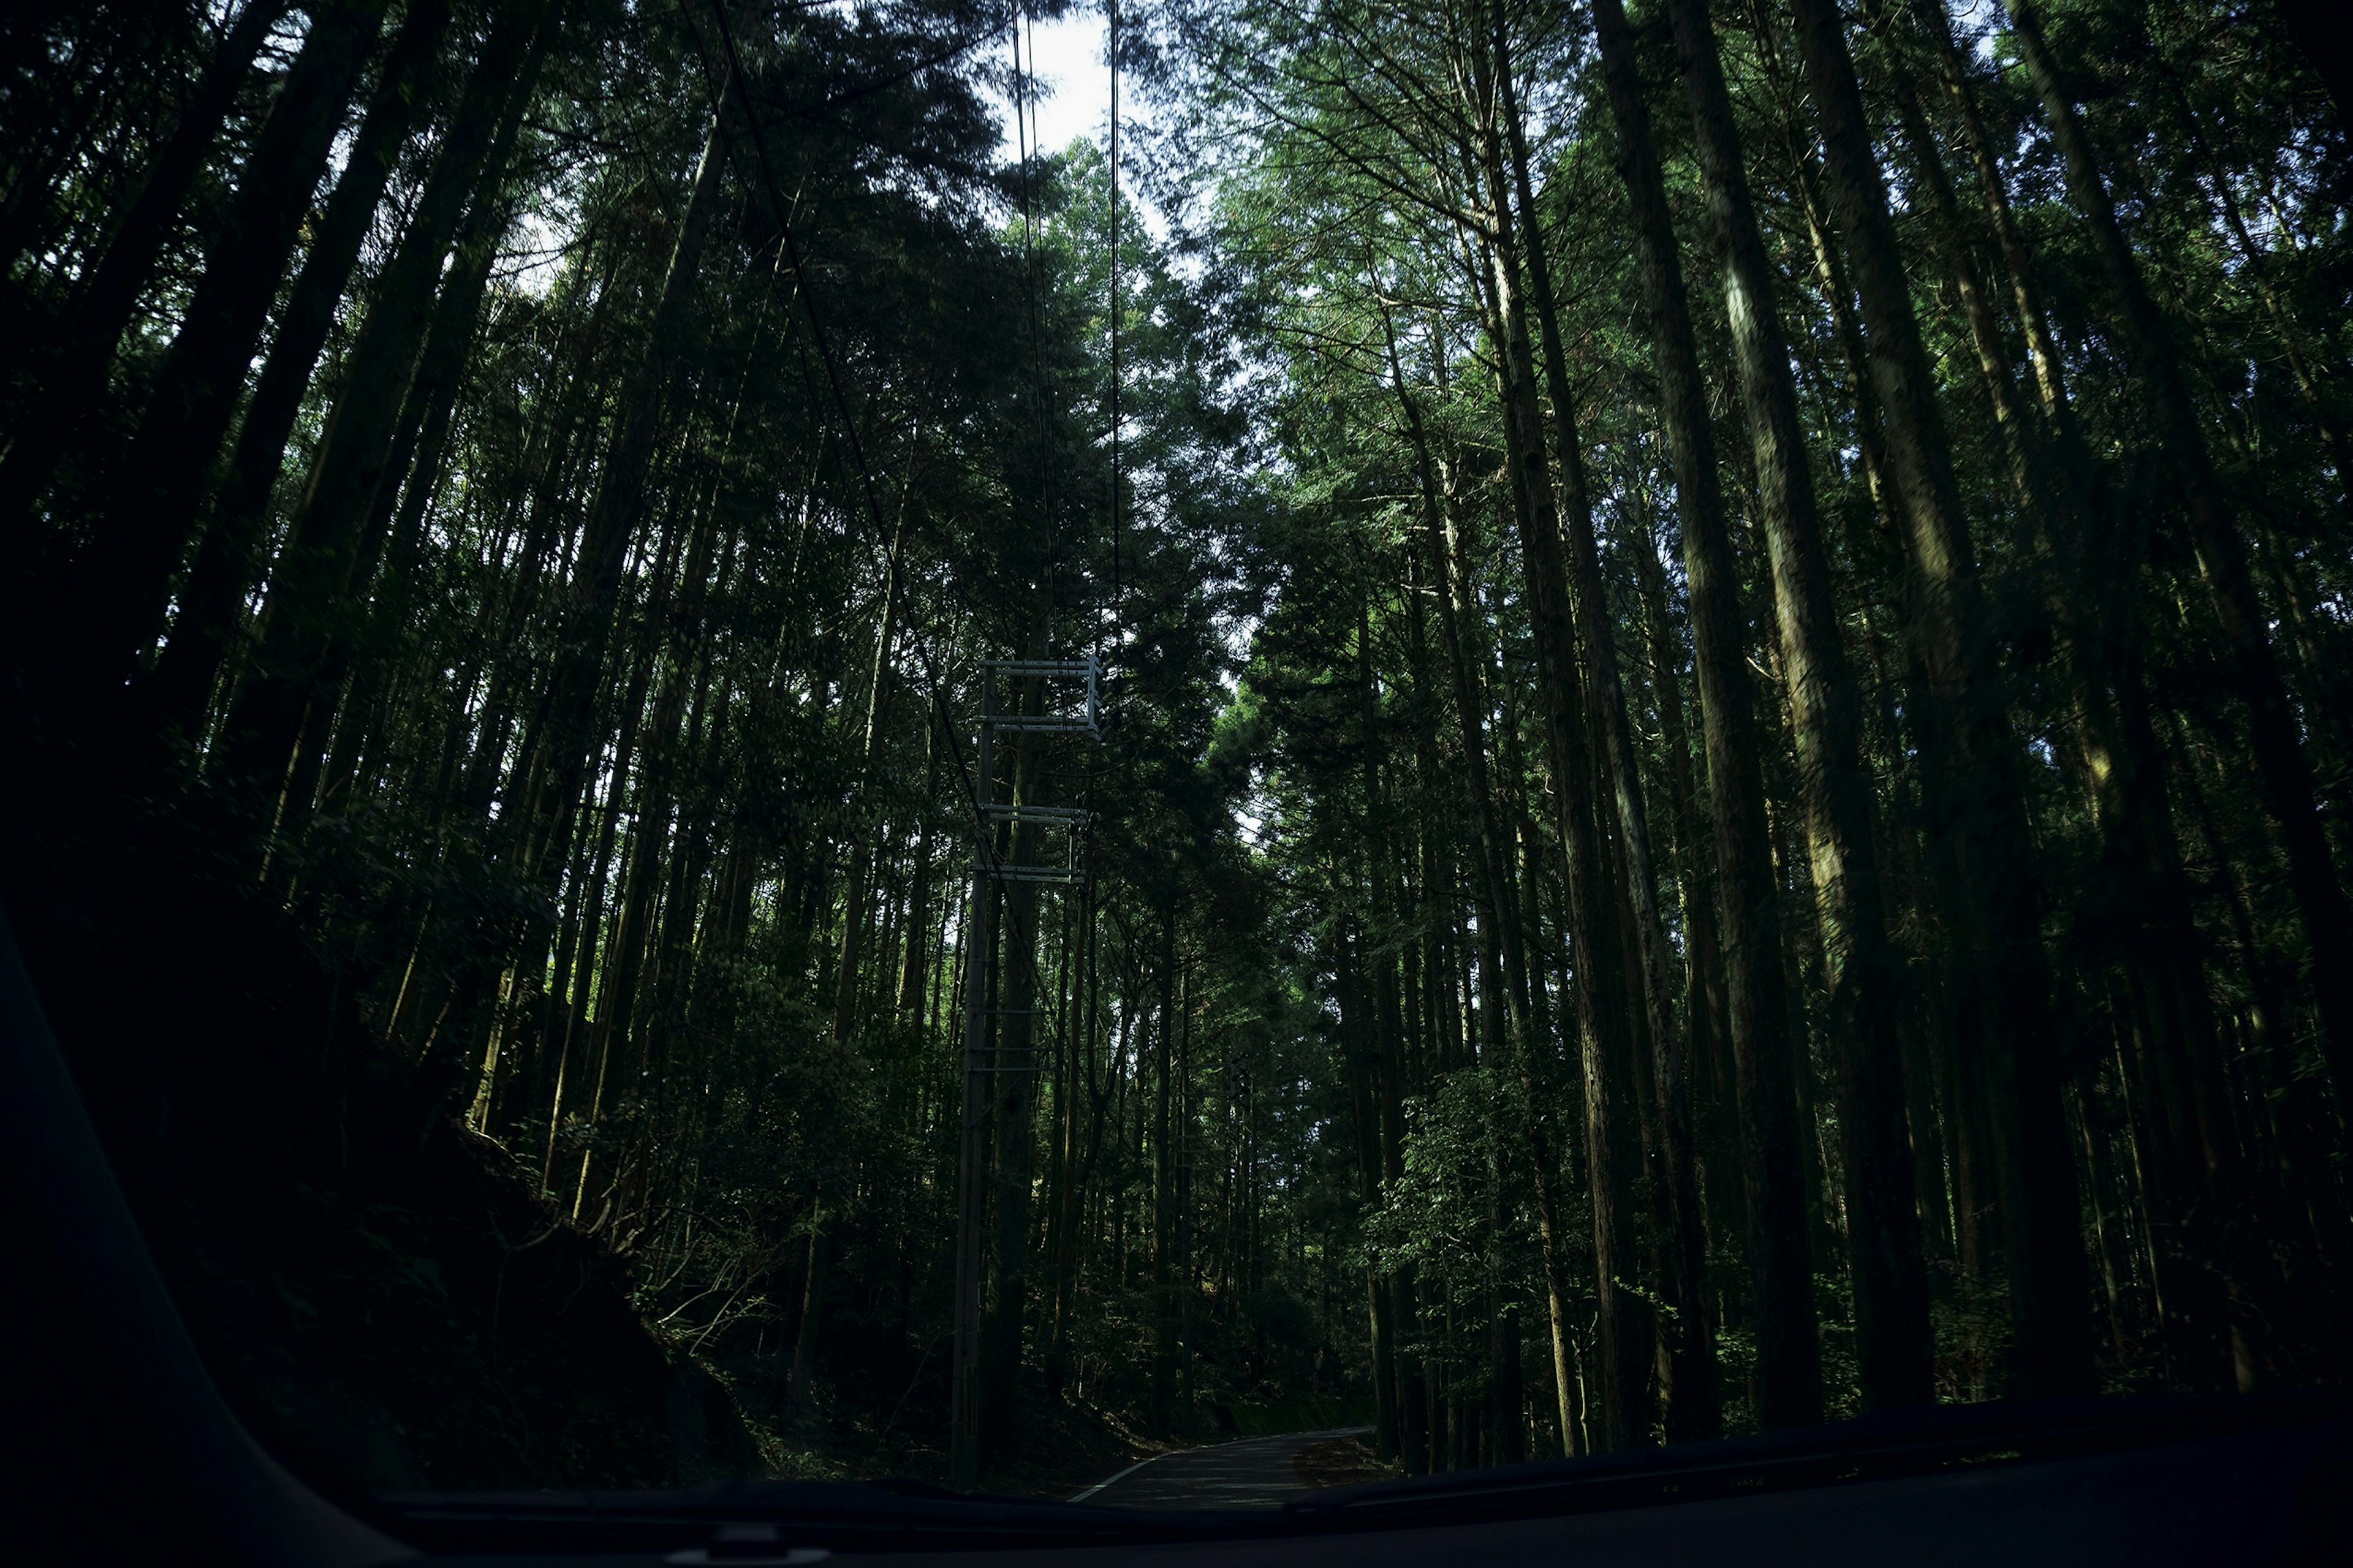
1473,211 -> 1654,1450
1908,0 -> 2075,439
1783,0 -> 2091,1398
0,0 -> 295,537
1668,0 -> 1930,1412
1151,893 -> 1180,1434
787,1216 -> 826,1426
145,0 -> 457,734
70,0 -> 391,703
214,3 -> 549,825
1385,309 -> 1580,1450
982,663 -> 1047,1450
1596,0 -> 1824,1436
318,173 -> 518,813
835,515 -> 910,1042
2006,0 -> 2353,1103
499,80 -> 732,891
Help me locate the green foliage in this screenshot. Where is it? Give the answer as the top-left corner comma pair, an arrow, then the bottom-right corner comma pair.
4,0 -> 2348,1490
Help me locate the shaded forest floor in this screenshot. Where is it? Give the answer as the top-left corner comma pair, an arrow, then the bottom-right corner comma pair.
5,782 -> 746,1493
2,765 -> 1215,1499
711,1330 -> 1171,1498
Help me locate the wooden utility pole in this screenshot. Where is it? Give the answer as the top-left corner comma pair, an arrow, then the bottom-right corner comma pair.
950,656 -> 1099,1484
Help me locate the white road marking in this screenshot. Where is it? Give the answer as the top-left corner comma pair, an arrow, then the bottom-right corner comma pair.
1070,1452 -> 1165,1502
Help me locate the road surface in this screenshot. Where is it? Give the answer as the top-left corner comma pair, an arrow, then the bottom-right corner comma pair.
1071,1426 -> 1378,1510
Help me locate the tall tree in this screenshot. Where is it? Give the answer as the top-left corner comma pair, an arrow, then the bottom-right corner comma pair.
63,0 -> 392,706
1665,0 -> 1928,1411
1783,0 -> 2092,1399
2003,0 -> 2353,1102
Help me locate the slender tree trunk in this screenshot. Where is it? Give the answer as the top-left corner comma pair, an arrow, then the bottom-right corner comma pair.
982,662 -> 1047,1450
1784,0 -> 2091,1398
1596,0 -> 1821,1435
1453,26 -> 1656,1448
1353,585 -> 1425,1473
1385,312 -> 1580,1449
1046,866 -> 1099,1388
2006,0 -> 2353,1100
834,510 -> 910,1042
1669,0 -> 1930,1411
0,0 -> 295,536
69,0 -> 391,702
1476,230 -> 1653,1450
319,175 -> 518,811
145,0 -> 457,733
1336,920 -> 1398,1461
900,719 -> 942,1013
215,4 -> 549,824
502,86 -> 731,898
1152,895 -> 1180,1433
1908,0 -> 2075,439
1867,4 -> 2045,541
787,1214 -> 826,1425
1502,20 -> 1713,1437
544,710 -> 639,1189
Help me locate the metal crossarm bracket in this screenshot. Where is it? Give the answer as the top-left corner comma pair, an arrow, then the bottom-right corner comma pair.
974,863 -> 1086,884
987,713 -> 1099,734
983,657 -> 1096,676
980,654 -> 1100,739
982,803 -> 1086,824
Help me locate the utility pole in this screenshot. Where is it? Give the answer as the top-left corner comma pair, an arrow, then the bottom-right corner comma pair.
951,654 -> 1099,1485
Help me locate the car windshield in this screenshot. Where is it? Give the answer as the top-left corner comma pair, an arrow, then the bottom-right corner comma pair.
4,0 -> 2347,1518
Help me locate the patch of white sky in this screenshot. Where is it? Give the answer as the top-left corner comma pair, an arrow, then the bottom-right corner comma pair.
991,5 -> 1170,240
999,9 -> 1259,743
503,7 -> 1151,295
1952,0 -> 2007,64
503,207 -> 575,296
998,9 -> 1107,167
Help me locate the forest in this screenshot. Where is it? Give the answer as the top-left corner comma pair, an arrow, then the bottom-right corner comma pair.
1,0 -> 2349,1498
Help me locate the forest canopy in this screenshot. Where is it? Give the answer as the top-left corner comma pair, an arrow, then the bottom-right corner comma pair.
2,0 -> 2349,1493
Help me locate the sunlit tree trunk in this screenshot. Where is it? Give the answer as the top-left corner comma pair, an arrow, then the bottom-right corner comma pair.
0,0 -> 294,542
1669,0 -> 1932,1412
2006,0 -> 2353,1104
1784,0 -> 2091,1398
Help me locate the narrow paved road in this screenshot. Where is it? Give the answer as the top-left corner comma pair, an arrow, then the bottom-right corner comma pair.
1071,1426 -> 1376,1510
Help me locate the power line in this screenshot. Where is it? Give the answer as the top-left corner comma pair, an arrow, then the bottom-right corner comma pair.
689,0 -> 1101,1086
1109,0 -> 1124,623
688,0 -> 1001,862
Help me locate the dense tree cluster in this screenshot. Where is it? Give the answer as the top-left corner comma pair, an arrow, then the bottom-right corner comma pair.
1,0 -> 2346,1489
1174,0 -> 2352,1462
1,0 -> 1289,1482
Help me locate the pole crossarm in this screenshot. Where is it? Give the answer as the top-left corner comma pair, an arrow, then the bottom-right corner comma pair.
987,713 -> 1099,735
982,654 -> 1099,737
982,803 -> 1087,824
984,656 -> 1098,676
